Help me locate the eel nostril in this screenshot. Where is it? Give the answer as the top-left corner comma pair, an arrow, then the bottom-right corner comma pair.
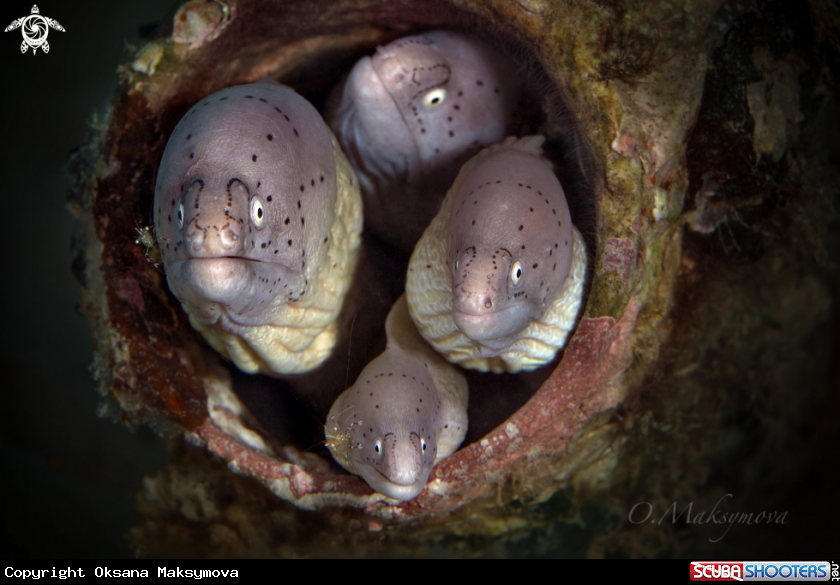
219,226 -> 240,247
185,230 -> 203,246
484,297 -> 492,309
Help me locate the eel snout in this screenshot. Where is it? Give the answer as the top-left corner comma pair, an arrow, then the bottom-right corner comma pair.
182,180 -> 248,258
381,431 -> 425,487
452,250 -> 537,345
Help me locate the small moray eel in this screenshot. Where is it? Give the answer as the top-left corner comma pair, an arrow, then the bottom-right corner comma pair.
326,295 -> 468,502
153,82 -> 363,376
328,29 -> 522,250
406,136 -> 587,373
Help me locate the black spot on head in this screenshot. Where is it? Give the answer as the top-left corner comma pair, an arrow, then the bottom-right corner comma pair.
186,134 -> 192,140
297,200 -> 301,208
252,155 -> 258,162
519,225 -> 524,231
301,217 -> 305,226
300,185 -> 305,192
288,239 -> 293,246
320,175 -> 324,182
267,195 -> 273,202
293,128 -> 299,137
284,217 -> 290,225
533,263 -> 538,268
267,134 -> 273,141
449,130 -> 454,137
189,153 -> 194,159
245,95 -> 253,99
259,97 -> 267,103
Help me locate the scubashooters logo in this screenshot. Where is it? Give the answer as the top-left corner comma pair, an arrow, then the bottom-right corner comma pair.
4,5 -> 65,54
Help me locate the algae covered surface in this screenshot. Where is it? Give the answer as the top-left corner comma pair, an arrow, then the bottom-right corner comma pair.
62,0 -> 840,557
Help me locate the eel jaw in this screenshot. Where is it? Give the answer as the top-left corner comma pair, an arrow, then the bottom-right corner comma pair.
359,467 -> 428,502
170,257 -> 303,327
452,301 -> 536,350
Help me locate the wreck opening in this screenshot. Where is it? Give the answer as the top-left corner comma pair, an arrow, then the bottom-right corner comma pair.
78,0 -> 601,483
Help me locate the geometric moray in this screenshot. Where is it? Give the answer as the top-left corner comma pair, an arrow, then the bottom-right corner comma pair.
153,82 -> 363,376
326,295 -> 468,501
329,30 -> 522,250
406,136 -> 587,373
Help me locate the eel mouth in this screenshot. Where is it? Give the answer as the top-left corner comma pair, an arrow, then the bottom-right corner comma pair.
452,302 -> 535,348
170,257 -> 304,326
363,468 -> 426,502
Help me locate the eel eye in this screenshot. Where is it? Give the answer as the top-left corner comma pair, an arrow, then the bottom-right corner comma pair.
374,439 -> 382,455
422,88 -> 446,107
251,198 -> 265,227
511,261 -> 523,285
421,438 -> 427,452
178,203 -> 184,228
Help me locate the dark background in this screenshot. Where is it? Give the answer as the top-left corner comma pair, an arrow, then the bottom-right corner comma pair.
0,0 -> 172,559
0,0 -> 837,560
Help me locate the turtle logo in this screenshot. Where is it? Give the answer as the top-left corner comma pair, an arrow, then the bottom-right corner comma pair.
5,5 -> 65,54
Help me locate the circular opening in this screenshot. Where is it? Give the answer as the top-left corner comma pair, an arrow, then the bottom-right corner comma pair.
89,0 -> 600,507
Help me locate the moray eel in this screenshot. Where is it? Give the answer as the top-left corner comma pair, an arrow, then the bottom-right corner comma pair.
406,136 -> 587,373
328,29 -> 522,250
153,82 -> 363,376
326,295 -> 468,502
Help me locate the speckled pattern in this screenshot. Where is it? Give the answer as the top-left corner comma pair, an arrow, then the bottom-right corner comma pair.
154,82 -> 363,375
68,0 -> 840,556
329,29 -> 522,250
407,136 -> 587,372
326,295 -> 468,501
